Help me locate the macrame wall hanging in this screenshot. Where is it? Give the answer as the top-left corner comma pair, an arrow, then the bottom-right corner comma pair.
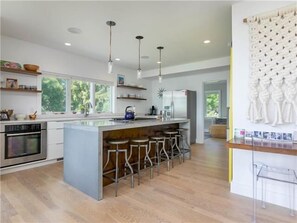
246,5 -> 297,126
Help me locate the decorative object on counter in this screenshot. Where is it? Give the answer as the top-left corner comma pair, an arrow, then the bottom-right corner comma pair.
124,106 -> 135,120
0,111 -> 10,121
117,74 -> 125,85
106,20 -> 116,74
157,88 -> 165,98
6,78 -> 18,89
157,46 -> 164,83
135,35 -> 144,79
293,131 -> 297,144
246,5 -> 297,126
234,128 -> 245,139
0,60 -> 21,69
23,64 -> 39,72
29,111 -> 37,120
15,114 -> 26,121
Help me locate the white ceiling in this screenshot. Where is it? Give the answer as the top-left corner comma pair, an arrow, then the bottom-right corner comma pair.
1,1 -> 233,70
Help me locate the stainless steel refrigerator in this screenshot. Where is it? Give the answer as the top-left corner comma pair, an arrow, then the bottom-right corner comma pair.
162,90 -> 196,144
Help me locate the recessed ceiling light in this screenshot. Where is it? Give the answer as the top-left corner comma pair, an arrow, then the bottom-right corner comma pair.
64,42 -> 71,46
115,58 -> 120,61
204,40 -> 211,44
67,27 -> 82,34
141,56 -> 149,59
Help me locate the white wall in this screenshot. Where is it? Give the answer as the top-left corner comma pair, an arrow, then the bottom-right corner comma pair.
0,35 -> 152,115
151,67 -> 229,143
232,1 -> 297,209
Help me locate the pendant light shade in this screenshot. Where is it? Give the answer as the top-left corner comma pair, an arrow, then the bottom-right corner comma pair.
106,21 -> 116,74
157,46 -> 164,83
136,36 -> 143,79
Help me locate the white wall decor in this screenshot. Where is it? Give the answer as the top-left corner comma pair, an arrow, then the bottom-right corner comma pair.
247,6 -> 297,126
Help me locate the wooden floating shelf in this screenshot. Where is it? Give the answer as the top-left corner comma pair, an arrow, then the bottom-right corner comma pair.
117,97 -> 146,100
117,85 -> 146,90
0,88 -> 42,93
1,67 -> 42,76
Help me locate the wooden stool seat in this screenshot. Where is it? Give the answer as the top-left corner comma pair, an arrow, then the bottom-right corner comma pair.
131,138 -> 149,143
108,139 -> 129,145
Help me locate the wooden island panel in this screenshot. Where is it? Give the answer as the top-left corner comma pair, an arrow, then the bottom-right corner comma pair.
102,123 -> 178,186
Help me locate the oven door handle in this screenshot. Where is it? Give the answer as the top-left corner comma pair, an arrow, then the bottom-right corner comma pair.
6,131 -> 41,137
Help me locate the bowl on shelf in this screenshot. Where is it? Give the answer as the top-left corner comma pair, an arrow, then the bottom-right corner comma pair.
15,114 -> 26,121
23,64 -> 39,72
29,114 -> 37,120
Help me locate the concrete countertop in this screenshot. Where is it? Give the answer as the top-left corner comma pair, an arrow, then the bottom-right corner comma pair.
64,118 -> 190,132
0,114 -> 158,124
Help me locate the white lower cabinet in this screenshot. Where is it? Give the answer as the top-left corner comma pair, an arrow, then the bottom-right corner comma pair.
47,122 -> 64,160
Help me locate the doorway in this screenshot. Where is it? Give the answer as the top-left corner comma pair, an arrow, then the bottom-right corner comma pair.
203,81 -> 227,140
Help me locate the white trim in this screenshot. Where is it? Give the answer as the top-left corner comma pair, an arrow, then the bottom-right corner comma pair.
42,70 -> 113,86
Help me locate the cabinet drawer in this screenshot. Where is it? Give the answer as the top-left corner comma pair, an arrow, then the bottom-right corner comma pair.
47,129 -> 64,144
47,143 -> 63,160
47,121 -> 64,129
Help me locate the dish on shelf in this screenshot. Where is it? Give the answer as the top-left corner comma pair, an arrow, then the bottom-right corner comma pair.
23,64 -> 39,72
15,114 -> 26,121
0,60 -> 22,69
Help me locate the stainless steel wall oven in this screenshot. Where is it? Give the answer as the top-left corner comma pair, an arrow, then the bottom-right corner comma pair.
0,123 -> 47,168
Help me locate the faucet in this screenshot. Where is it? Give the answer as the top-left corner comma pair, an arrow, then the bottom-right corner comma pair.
84,102 -> 93,117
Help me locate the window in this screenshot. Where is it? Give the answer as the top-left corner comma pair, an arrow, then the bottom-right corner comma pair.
71,80 -> 90,112
42,77 -> 67,112
41,75 -> 112,114
205,91 -> 220,118
95,83 -> 111,113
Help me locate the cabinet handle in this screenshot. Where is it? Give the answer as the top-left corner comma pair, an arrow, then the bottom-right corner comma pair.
56,142 -> 64,145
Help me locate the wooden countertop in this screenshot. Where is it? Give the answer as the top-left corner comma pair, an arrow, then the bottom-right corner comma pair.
226,138 -> 297,156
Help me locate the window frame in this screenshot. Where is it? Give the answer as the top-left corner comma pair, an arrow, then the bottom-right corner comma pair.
204,90 -> 221,118
41,72 -> 113,115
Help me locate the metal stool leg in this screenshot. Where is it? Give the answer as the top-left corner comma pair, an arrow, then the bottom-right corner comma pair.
160,140 -> 170,171
115,145 -> 119,197
173,135 -> 182,164
144,144 -> 153,178
138,145 -> 141,185
156,140 -> 160,175
124,150 -> 134,188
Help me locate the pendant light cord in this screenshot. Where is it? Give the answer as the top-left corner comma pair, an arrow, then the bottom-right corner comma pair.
159,48 -> 162,76
138,39 -> 141,70
109,24 -> 112,61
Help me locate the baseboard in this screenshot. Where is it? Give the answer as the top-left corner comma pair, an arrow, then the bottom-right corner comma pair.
0,159 -> 60,175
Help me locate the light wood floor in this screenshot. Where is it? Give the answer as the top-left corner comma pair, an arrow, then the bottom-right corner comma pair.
1,138 -> 296,223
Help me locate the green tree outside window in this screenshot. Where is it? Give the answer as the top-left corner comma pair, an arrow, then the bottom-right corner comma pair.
205,93 -> 220,118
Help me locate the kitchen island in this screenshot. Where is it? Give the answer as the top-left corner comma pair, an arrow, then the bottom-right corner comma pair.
64,118 -> 190,200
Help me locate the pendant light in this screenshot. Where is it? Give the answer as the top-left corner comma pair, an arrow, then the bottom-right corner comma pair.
106,21 -> 116,74
157,46 -> 164,83
136,36 -> 143,79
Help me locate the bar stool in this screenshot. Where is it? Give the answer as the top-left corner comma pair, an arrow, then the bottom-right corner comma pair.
103,139 -> 134,197
164,130 -> 182,168
176,128 -> 191,162
128,138 -> 153,185
149,136 -> 170,175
